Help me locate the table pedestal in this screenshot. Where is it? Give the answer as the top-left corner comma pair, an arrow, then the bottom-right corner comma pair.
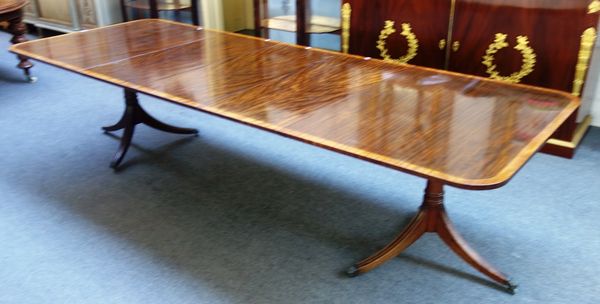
103,89 -> 198,169
347,180 -> 517,294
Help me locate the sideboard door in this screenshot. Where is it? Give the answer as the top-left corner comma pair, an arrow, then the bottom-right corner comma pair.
345,0 -> 451,69
448,0 -> 596,93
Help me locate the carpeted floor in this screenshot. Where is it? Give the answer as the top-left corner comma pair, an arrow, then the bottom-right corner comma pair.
1,30 -> 600,304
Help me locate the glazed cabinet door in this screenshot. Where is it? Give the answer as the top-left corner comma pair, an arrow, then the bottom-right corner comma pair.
24,0 -> 121,32
448,0 -> 597,94
36,0 -> 73,26
344,0 -> 451,69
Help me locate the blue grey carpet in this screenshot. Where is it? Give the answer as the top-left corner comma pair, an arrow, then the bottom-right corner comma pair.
1,30 -> 599,304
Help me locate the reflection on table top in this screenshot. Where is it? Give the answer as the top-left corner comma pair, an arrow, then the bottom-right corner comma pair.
11,19 -> 579,189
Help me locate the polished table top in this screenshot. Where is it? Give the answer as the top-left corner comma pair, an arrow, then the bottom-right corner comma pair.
11,19 -> 579,190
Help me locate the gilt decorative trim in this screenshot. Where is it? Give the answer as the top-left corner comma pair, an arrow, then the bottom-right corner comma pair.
444,0 -> 457,69
376,20 -> 419,64
482,33 -> 536,83
439,39 -> 446,50
572,27 -> 597,96
341,3 -> 351,54
589,0 -> 600,14
452,41 -> 460,52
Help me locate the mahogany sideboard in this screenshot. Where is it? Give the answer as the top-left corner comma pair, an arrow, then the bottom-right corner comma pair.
340,0 -> 600,158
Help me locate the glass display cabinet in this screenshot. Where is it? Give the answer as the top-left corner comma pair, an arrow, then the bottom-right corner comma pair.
120,0 -> 200,25
253,0 -> 341,48
23,0 -> 122,32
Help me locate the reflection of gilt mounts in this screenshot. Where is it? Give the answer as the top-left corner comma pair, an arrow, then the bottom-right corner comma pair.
341,0 -> 599,159
481,33 -> 536,83
376,20 -> 419,64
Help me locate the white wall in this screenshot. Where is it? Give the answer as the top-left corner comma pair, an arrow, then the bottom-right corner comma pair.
201,0 -> 224,30
203,0 -> 254,31
590,43 -> 600,127
95,0 -> 122,25
586,27 -> 600,127
589,82 -> 600,127
593,104 -> 600,127
221,0 -> 254,32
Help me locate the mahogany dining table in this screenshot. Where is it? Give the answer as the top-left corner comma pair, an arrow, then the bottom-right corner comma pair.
10,19 -> 579,293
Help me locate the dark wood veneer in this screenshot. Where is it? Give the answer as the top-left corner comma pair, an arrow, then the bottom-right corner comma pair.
347,0 -> 451,69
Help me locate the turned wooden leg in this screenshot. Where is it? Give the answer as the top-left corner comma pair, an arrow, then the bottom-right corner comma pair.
110,113 -> 136,169
347,211 -> 427,275
137,106 -> 199,135
348,180 -> 517,294
436,208 -> 511,288
6,9 -> 35,82
102,113 -> 128,132
103,89 -> 198,169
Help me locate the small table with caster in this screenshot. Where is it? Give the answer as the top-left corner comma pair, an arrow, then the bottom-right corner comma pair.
1,0 -> 35,82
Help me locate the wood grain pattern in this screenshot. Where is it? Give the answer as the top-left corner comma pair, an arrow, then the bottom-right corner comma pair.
10,19 -> 579,190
